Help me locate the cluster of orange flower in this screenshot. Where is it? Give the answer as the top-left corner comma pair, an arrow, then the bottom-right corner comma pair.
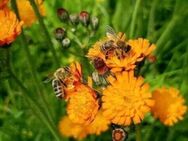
56,28 -> 187,140
0,0 -> 45,47
0,0 -> 23,47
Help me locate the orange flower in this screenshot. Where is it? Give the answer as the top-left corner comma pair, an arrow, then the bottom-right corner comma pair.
87,111 -> 110,135
102,71 -> 154,126
17,0 -> 45,26
0,8 -> 23,46
87,33 -> 156,73
0,0 -> 9,9
151,87 -> 187,126
58,116 -> 88,140
67,83 -> 99,125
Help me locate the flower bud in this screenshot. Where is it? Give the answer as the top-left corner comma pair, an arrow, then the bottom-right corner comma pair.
69,14 -> 79,25
79,11 -> 90,26
57,8 -> 69,21
54,28 -> 66,40
91,17 -> 99,30
62,38 -> 71,47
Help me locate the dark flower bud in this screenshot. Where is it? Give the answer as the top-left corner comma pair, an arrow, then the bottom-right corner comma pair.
57,8 -> 69,21
62,38 -> 71,47
54,28 -> 66,40
91,17 -> 99,30
79,11 -> 90,26
69,14 -> 79,25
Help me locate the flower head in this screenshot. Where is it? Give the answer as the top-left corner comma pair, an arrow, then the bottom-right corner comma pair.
67,83 -> 99,125
0,8 -> 23,46
87,111 -> 110,135
87,32 -> 156,73
102,71 -> 154,126
0,0 -> 9,9
151,87 -> 187,126
17,0 -> 45,26
58,116 -> 88,140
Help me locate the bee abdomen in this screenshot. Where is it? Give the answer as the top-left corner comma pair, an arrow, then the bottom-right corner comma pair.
52,79 -> 65,99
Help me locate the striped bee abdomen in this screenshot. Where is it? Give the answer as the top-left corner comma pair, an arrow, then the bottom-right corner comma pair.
52,79 -> 65,99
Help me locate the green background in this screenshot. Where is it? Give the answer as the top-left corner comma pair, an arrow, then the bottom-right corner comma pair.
0,0 -> 188,140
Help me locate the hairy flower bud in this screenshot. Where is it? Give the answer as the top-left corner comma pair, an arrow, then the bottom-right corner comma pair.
57,8 -> 69,21
91,17 -> 99,30
54,28 -> 66,40
62,38 -> 71,47
79,11 -> 90,26
69,14 -> 79,25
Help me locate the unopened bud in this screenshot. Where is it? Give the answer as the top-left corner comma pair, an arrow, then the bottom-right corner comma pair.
57,8 -> 69,21
54,28 -> 66,40
69,14 -> 79,25
79,11 -> 90,26
91,17 -> 99,30
62,38 -> 71,47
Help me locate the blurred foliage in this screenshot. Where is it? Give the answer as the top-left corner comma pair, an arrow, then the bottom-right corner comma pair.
0,0 -> 188,141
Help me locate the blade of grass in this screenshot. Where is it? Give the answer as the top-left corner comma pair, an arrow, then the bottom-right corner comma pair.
9,70 -> 61,141
28,0 -> 60,67
129,0 -> 141,38
11,0 -> 56,132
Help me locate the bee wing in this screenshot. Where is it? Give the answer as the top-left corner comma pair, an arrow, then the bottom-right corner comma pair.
43,73 -> 54,83
106,25 -> 118,39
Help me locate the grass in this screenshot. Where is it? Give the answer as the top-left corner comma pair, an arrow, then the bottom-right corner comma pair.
0,0 -> 188,140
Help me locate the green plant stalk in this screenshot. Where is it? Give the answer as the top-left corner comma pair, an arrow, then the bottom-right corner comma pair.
147,0 -> 158,38
11,0 -> 55,130
129,0 -> 141,38
136,125 -> 142,141
156,16 -> 178,48
9,70 -> 61,141
28,0 -> 60,67
4,46 -> 60,140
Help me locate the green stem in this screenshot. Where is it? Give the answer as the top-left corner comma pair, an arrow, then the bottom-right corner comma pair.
9,70 -> 61,141
156,16 -> 178,48
147,0 -> 158,38
130,0 -> 141,38
136,125 -> 142,141
28,0 -> 60,67
11,0 -> 55,130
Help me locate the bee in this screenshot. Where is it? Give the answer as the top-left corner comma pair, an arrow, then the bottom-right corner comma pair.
112,127 -> 128,141
104,26 -> 131,59
93,57 -> 109,75
44,67 -> 72,99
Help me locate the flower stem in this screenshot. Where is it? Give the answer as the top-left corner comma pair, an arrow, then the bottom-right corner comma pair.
136,125 -> 142,141
28,0 -> 60,67
130,0 -> 141,38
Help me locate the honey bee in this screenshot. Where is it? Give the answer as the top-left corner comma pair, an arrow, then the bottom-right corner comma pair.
112,127 -> 128,141
102,26 -> 131,59
44,67 -> 72,99
52,67 -> 72,99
